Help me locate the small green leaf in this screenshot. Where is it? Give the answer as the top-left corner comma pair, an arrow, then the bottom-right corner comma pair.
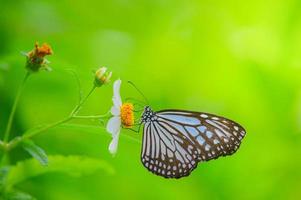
5,190 -> 36,200
6,155 -> 114,188
20,51 -> 28,57
0,166 -> 9,184
22,140 -> 48,166
0,166 -> 10,191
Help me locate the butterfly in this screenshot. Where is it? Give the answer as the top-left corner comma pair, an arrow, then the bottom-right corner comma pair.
140,106 -> 246,178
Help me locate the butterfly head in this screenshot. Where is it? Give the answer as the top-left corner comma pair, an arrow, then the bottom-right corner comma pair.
141,106 -> 156,123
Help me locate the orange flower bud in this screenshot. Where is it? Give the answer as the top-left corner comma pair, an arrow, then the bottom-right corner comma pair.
26,42 -> 53,72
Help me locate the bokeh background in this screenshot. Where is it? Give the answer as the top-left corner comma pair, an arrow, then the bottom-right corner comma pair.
1,0 -> 301,199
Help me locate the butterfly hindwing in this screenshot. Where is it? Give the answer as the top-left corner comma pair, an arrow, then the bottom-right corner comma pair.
140,107 -> 246,178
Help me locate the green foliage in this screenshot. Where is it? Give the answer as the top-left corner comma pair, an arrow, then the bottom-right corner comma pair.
22,139 -> 48,166
0,155 -> 113,199
6,155 -> 114,188
4,190 -> 36,200
0,166 -> 9,191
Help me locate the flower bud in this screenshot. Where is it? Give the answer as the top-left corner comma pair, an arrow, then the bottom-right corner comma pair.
25,42 -> 53,72
94,67 -> 112,87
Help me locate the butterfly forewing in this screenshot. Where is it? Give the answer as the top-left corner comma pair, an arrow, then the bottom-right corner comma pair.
157,110 -> 246,159
140,107 -> 246,178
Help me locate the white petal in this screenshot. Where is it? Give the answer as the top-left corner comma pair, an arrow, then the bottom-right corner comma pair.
109,133 -> 120,155
97,67 -> 107,77
110,105 -> 120,116
113,79 -> 122,107
106,116 -> 121,137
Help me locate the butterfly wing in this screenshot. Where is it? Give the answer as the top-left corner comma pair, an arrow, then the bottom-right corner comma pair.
141,109 -> 246,178
141,121 -> 200,178
157,110 -> 246,159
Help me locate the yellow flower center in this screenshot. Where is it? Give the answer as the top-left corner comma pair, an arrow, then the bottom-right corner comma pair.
120,103 -> 134,128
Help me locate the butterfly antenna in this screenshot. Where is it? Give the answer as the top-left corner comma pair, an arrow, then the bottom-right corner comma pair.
127,81 -> 149,105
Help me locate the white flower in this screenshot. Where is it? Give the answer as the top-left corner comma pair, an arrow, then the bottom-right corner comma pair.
106,79 -> 122,155
106,79 -> 135,155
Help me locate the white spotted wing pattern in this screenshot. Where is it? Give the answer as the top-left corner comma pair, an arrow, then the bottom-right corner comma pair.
140,106 -> 246,179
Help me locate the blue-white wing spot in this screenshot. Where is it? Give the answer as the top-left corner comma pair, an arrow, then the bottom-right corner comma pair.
157,114 -> 200,125
196,135 -> 205,145
185,126 -> 199,137
197,126 -> 206,133
206,131 -> 213,138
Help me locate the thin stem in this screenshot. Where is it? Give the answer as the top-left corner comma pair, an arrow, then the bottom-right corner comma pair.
70,85 -> 96,116
24,117 -> 71,140
7,116 -> 72,150
7,85 -> 98,151
3,72 -> 30,142
72,113 -> 110,119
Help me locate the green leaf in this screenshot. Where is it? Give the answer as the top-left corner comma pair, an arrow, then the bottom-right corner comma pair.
0,166 -> 10,191
5,190 -> 36,200
22,140 -> 48,166
6,155 -> 114,188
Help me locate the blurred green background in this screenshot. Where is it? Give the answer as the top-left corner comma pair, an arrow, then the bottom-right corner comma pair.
1,0 -> 301,199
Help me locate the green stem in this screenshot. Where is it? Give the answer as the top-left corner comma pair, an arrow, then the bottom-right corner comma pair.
3,72 -> 30,142
70,85 -> 96,116
25,117 -> 71,140
72,113 -> 110,119
8,116 -> 72,150
7,85 -> 98,151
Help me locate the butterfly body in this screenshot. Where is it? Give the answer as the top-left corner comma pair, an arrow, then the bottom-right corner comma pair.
140,106 -> 246,179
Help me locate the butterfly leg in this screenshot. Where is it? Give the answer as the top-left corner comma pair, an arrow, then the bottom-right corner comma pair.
123,123 -> 142,133
133,108 -> 145,112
